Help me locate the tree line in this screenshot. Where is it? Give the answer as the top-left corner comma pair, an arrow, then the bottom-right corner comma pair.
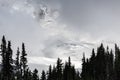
0,36 -> 80,80
81,44 -> 120,80
0,36 -> 120,80
0,36 -> 39,80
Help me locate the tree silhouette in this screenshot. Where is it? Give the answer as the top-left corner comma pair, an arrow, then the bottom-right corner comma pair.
41,70 -> 46,80
15,47 -> 21,80
20,43 -> 28,80
56,58 -> 63,80
1,36 -> 120,80
5,41 -> 14,80
47,65 -> 52,80
33,69 -> 39,80
1,36 -> 7,80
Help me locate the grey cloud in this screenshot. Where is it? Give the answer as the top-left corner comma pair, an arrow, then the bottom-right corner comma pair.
1,0 -> 120,71
42,36 -> 67,58
59,0 -> 120,37
42,34 -> 95,59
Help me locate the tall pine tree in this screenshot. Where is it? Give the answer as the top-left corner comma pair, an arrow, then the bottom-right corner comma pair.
20,43 -> 28,80
56,58 -> 63,80
1,36 -> 7,80
41,70 -> 46,80
5,41 -> 14,80
15,47 -> 21,80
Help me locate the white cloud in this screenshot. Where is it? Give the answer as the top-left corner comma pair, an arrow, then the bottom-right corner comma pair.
28,56 -> 82,69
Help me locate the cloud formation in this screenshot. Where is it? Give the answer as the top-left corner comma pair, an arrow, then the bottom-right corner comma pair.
0,0 -> 119,73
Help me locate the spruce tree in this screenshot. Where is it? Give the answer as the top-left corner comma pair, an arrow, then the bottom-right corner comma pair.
96,44 -> 106,80
63,62 -> 68,80
114,44 -> 120,80
68,57 -> 72,80
108,50 -> 114,80
41,70 -> 46,80
51,66 -> 57,80
1,36 -> 7,80
56,58 -> 63,80
5,41 -> 14,80
20,43 -> 28,80
47,65 -> 52,80
1,37 -> 14,80
63,57 -> 73,80
89,49 -> 96,80
27,70 -> 33,80
16,47 -> 20,69
81,53 -> 87,80
15,47 -> 21,80
33,69 -> 39,80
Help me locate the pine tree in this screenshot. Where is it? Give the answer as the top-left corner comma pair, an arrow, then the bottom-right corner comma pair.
15,47 -> 21,80
0,36 -> 7,80
33,69 -> 39,80
109,50 -> 114,80
89,49 -> 96,80
27,70 -> 33,80
81,53 -> 87,80
47,65 -> 52,80
16,47 -> 20,69
20,43 -> 28,80
68,57 -> 73,80
56,58 -> 63,80
63,57 -> 73,80
1,37 -> 14,80
63,62 -> 68,80
68,57 -> 71,67
96,44 -> 106,80
51,66 -> 57,80
41,70 -> 46,80
114,44 -> 120,80
5,41 -> 14,80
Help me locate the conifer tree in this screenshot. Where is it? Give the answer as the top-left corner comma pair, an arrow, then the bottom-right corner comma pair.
41,70 -> 46,80
47,65 -> 52,80
81,53 -> 87,80
16,47 -> 20,69
89,49 -> 96,80
56,58 -> 63,80
15,47 -> 21,80
51,66 -> 57,80
68,57 -> 71,67
0,36 -> 7,80
33,69 -> 39,80
114,44 -> 120,80
96,44 -> 106,80
20,43 -> 28,80
63,62 -> 68,80
63,57 -> 73,80
1,37 -> 14,80
27,70 -> 33,80
108,50 -> 114,80
5,41 -> 14,80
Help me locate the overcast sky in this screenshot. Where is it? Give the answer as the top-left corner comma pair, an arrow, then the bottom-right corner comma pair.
0,0 -> 120,73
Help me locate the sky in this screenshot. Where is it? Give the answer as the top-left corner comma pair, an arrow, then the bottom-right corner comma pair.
0,0 -> 120,73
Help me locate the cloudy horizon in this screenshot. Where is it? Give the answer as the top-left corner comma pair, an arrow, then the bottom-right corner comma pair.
0,0 -> 120,73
